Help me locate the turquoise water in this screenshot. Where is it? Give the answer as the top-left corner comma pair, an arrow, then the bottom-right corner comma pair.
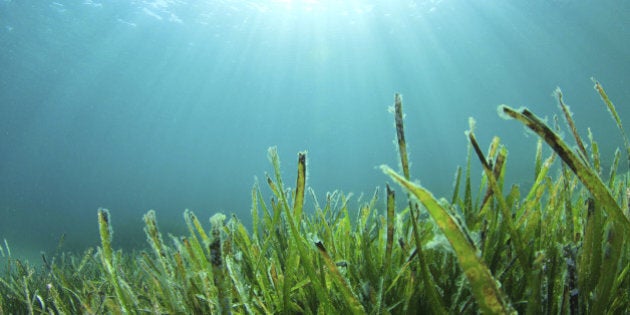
0,0 -> 628,260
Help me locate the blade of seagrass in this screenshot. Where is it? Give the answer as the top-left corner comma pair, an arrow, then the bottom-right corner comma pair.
382,166 -> 516,315
393,93 -> 447,315
500,106 -> 630,234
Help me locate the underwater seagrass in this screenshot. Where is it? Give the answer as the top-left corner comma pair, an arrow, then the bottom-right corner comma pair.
0,80 -> 628,314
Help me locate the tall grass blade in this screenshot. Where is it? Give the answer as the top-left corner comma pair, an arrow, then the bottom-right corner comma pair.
266,148 -> 334,312
381,165 -> 515,314
293,151 -> 307,224
467,130 -> 530,271
97,208 -> 136,314
592,79 -> 630,169
392,93 -> 447,315
499,105 -> 630,234
394,93 -> 410,180
384,184 -> 395,271
556,88 -> 589,162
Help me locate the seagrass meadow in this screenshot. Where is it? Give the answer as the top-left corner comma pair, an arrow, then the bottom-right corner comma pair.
1,80 -> 629,314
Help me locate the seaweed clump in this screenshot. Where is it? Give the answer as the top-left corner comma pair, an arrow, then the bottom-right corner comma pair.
0,79 -> 629,314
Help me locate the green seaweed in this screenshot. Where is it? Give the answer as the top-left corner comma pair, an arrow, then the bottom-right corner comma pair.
0,80 -> 628,314
97,208 -> 137,313
392,93 -> 447,315
499,105 -> 630,233
381,165 -> 515,314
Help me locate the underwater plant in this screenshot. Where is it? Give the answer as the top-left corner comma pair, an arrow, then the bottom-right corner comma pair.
0,80 -> 628,314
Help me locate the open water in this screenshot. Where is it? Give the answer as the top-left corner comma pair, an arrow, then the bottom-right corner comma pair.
0,0 -> 628,261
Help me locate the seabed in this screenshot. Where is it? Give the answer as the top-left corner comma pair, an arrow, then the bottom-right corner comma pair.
1,80 -> 629,314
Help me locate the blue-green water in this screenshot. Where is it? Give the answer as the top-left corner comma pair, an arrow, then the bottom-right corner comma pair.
1,0 -> 628,261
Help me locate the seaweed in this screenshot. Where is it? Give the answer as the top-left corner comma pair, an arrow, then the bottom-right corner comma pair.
0,80 -> 628,314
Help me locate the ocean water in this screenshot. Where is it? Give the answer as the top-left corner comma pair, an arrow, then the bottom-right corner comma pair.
0,0 -> 628,261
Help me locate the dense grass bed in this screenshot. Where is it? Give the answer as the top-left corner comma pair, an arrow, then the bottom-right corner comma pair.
1,80 -> 629,314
